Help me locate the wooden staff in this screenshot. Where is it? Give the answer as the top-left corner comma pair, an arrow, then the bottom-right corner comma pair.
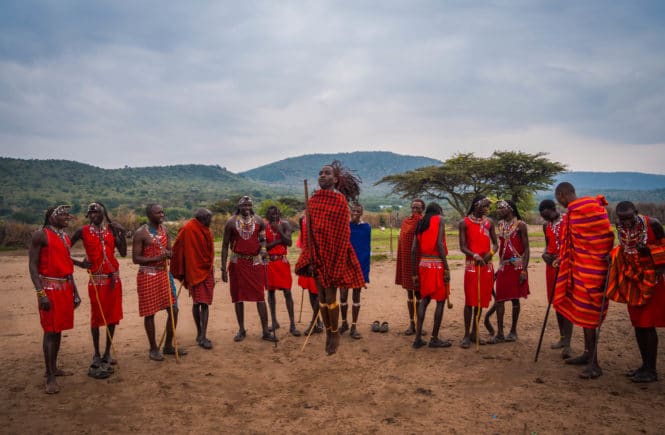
164,260 -> 179,362
87,270 -> 119,364
475,267 -> 481,351
298,288 -> 304,323
300,308 -> 321,352
534,268 -> 559,362
158,282 -> 182,348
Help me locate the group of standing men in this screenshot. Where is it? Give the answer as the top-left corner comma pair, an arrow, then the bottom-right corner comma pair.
28,176 -> 664,394
395,182 -> 664,382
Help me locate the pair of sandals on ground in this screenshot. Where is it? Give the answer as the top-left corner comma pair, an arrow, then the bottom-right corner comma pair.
371,320 -> 389,334
87,354 -> 117,379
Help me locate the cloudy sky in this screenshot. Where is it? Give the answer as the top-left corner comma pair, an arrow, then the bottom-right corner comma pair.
1,1 -> 664,174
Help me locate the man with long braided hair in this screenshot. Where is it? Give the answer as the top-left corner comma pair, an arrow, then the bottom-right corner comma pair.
29,205 -> 82,394
296,161 -> 365,355
71,202 -> 127,377
458,195 -> 497,349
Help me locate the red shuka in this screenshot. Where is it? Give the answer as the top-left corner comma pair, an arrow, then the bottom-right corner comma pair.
396,213 -> 422,290
462,216 -> 494,308
229,221 -> 266,303
416,215 -> 449,302
295,189 -> 364,289
495,221 -> 530,302
38,228 -> 75,332
81,225 -> 123,327
136,225 -> 174,317
265,220 -> 293,291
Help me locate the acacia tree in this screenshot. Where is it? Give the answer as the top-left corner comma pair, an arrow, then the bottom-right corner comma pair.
377,151 -> 565,216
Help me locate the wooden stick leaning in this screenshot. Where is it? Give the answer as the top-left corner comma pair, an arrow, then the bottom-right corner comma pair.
534,268 -> 559,362
475,266 -> 481,351
87,270 -> 119,365
158,281 -> 183,349
300,308 -> 321,352
298,288 -> 304,323
264,262 -> 278,348
164,260 -> 179,362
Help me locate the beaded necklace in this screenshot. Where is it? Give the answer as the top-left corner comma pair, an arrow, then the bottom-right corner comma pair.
266,220 -> 281,241
47,225 -> 71,255
236,215 -> 256,240
89,223 -> 112,272
498,218 -> 521,259
618,214 -> 647,255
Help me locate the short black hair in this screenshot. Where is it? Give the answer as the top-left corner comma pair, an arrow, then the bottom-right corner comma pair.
538,199 -> 556,213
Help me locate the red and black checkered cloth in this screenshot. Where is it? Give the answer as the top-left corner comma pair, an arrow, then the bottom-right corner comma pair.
295,189 -> 364,289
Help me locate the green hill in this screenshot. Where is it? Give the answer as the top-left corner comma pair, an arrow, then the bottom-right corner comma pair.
240,151 -> 442,196
0,158 -> 275,222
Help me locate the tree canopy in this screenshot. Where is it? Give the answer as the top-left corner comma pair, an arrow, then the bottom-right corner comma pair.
376,151 -> 566,216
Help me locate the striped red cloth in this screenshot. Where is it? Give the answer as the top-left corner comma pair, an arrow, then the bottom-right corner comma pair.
553,196 -> 614,328
136,225 -> 174,317
395,214 -> 422,290
295,189 -> 364,289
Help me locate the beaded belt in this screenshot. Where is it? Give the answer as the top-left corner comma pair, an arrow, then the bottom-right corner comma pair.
139,266 -> 166,273
90,272 -> 120,284
269,254 -> 286,261
231,253 -> 258,261
39,275 -> 71,290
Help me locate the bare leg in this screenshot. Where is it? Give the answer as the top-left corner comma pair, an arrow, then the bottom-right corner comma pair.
257,301 -> 277,341
326,287 -> 340,355
233,302 -> 246,341
267,290 -> 279,331
164,305 -> 181,350
507,298 -> 520,340
91,327 -> 101,357
102,324 -> 116,363
43,332 -> 60,394
495,301 -> 505,338
339,288 -> 349,334
144,315 -> 162,360
413,296 -> 430,348
405,289 -> 416,335
193,303 -> 202,342
284,290 -> 300,335
350,288 -> 362,339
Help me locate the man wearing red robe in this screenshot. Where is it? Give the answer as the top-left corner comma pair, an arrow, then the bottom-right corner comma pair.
295,161 -> 365,355
264,205 -> 301,337
221,196 -> 277,343
411,202 -> 451,349
171,208 -> 216,349
553,182 -> 614,379
606,201 -> 665,383
133,204 -> 185,361
71,202 -> 127,376
395,199 -> 425,335
29,205 -> 82,394
459,195 -> 497,349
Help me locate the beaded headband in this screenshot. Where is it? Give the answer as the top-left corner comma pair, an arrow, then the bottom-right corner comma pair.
86,202 -> 103,216
496,200 -> 512,211
238,196 -> 252,205
53,205 -> 72,216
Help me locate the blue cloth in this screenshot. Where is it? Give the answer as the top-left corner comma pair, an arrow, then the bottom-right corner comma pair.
350,222 -> 371,283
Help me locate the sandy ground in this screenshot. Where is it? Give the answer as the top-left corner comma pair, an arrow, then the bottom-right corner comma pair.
1,244 -> 664,434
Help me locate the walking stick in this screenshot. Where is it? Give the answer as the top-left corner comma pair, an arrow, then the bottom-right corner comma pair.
298,288 -> 304,323
158,282 -> 182,348
475,266 -> 481,351
300,307 -> 321,352
87,270 -> 119,364
534,268 -> 559,362
164,260 -> 179,362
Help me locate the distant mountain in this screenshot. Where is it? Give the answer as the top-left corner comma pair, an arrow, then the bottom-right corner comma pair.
2,155 -> 664,224
553,172 -> 665,191
240,151 -> 442,196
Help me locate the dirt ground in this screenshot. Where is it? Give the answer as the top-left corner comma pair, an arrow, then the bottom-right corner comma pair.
1,243 -> 664,434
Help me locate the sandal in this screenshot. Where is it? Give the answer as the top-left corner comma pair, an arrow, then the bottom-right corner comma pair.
233,329 -> 247,342
149,349 -> 164,361
371,320 -> 381,333
428,338 -> 452,348
379,321 -> 389,333
198,338 -> 213,349
163,346 -> 188,356
349,326 -> 362,339
487,335 -> 505,345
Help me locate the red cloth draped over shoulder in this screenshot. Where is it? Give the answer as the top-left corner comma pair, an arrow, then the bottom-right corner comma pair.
606,216 -> 659,306
81,225 -> 119,273
170,218 -> 214,288
553,196 -> 614,328
295,189 -> 364,289
396,214 -> 422,289
417,215 -> 449,301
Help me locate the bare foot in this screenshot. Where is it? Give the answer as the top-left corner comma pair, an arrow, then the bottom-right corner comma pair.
45,377 -> 60,394
327,331 -> 340,355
